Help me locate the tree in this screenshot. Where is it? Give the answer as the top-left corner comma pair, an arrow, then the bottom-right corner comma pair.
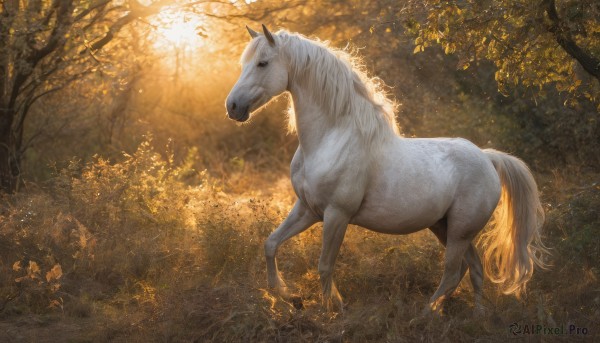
0,0 -> 182,192
400,0 -> 600,105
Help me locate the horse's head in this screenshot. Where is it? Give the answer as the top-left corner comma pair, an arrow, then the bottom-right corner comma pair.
226,25 -> 288,122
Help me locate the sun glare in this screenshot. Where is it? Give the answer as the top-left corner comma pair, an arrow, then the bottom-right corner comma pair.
151,10 -> 204,51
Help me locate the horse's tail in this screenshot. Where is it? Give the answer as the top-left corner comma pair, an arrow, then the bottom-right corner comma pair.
480,149 -> 549,297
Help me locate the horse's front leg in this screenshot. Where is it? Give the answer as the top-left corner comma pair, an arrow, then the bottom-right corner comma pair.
265,200 -> 318,297
318,207 -> 349,312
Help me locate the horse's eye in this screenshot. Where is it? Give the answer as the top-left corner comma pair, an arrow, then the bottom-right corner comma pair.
257,61 -> 269,67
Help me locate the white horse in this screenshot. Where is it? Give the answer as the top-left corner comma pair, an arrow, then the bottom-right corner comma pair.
225,25 -> 548,313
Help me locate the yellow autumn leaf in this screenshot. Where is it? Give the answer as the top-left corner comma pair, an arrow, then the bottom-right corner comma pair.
413,45 -> 423,54
12,261 -> 21,272
46,264 -> 63,282
28,261 -> 40,275
48,299 -> 63,309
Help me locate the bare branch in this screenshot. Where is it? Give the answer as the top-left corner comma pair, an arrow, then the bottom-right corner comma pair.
85,0 -> 171,53
74,0 -> 111,22
42,0 -> 60,27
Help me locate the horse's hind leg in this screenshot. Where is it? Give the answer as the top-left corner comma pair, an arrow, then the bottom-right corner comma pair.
464,243 -> 484,315
429,221 -> 468,282
429,209 -> 488,314
429,233 -> 472,314
265,200 -> 318,296
430,221 -> 484,313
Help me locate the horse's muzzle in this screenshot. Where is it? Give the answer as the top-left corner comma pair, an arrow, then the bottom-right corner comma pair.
226,98 -> 250,122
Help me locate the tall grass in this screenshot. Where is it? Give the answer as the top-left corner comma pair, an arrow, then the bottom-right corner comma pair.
1,139 -> 599,341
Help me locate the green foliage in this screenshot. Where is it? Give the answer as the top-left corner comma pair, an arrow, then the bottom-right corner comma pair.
404,0 -> 600,105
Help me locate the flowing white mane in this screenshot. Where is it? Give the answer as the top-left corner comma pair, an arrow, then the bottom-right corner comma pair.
246,31 -> 400,141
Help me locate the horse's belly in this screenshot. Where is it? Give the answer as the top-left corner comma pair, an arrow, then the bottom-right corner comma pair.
350,202 -> 445,234
349,171 -> 454,234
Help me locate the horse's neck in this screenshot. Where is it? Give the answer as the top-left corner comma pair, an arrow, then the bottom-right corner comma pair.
289,85 -> 355,155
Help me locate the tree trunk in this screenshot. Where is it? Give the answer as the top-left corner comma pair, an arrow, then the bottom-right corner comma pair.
0,106 -> 20,193
0,0 -> 190,193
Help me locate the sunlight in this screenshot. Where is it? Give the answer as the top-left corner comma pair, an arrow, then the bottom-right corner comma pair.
150,9 -> 205,51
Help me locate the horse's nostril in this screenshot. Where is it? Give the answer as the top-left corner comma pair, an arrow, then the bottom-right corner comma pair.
231,102 -> 237,111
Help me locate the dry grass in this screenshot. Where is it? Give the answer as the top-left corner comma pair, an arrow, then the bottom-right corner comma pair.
0,140 -> 598,342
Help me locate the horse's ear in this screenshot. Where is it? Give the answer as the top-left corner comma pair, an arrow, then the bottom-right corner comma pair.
262,24 -> 276,46
246,25 -> 259,38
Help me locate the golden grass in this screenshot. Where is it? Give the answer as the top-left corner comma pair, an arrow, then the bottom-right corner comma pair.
0,141 -> 598,342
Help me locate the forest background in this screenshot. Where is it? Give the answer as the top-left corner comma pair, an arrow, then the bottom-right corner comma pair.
0,0 -> 598,341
